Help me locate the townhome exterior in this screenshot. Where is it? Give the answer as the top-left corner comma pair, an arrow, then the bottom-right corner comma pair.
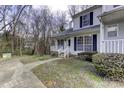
50,5 -> 124,57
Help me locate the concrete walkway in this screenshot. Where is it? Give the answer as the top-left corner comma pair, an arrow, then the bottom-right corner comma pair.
0,58 -> 61,88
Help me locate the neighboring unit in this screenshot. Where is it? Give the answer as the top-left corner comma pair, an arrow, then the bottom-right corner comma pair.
50,5 -> 124,57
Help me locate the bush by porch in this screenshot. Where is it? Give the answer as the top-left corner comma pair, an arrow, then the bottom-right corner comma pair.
93,53 -> 124,81
78,51 -> 97,62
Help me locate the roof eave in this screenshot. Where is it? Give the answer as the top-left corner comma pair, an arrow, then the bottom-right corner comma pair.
72,5 -> 102,18
98,6 -> 124,18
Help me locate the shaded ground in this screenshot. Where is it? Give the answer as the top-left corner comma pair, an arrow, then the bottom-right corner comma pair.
32,58 -> 124,88
20,55 -> 53,64
0,56 -> 60,88
0,55 -> 53,64
0,55 -> 124,88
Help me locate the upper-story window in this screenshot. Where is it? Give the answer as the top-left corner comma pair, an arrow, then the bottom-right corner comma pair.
82,14 -> 90,26
113,5 -> 120,8
80,12 -> 93,28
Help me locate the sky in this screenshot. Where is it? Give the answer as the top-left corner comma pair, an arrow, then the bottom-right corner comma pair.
33,5 -> 68,12
49,5 -> 68,12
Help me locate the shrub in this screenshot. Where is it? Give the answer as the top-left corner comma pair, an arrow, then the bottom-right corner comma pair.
92,53 -> 124,81
50,51 -> 58,57
78,52 -> 97,62
22,48 -> 33,55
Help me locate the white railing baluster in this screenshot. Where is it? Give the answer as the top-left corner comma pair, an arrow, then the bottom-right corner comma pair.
117,41 -> 119,53
114,41 -> 116,53
110,41 -> 112,53
103,41 -> 105,53
122,40 -> 124,53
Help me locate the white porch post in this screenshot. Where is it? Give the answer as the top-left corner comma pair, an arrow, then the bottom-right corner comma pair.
100,22 -> 105,53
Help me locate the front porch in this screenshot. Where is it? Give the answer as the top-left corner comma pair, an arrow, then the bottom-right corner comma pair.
100,7 -> 124,54
56,33 -> 98,57
102,39 -> 124,54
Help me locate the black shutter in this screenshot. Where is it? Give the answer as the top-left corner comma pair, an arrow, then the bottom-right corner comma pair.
90,12 -> 93,25
80,16 -> 82,28
93,34 -> 97,51
68,39 -> 71,46
74,37 -> 77,51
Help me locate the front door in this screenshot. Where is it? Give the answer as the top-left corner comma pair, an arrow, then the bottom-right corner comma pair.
93,34 -> 97,51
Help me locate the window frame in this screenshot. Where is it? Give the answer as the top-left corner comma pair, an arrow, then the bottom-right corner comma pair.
51,39 -> 55,46
107,24 -> 119,38
77,35 -> 93,51
82,13 -> 90,27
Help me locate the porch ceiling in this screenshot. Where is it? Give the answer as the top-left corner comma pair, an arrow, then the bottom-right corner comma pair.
100,7 -> 124,24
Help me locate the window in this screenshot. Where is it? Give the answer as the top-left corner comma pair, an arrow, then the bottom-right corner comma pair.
58,40 -> 64,49
84,36 -> 92,44
80,12 -> 93,28
113,5 -> 120,8
77,35 -> 93,51
84,36 -> 93,51
82,14 -> 90,26
107,24 -> 118,37
51,40 -> 55,46
77,36 -> 83,50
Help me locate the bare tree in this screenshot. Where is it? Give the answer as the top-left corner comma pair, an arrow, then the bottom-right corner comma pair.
68,5 -> 80,18
29,6 -> 52,55
53,11 -> 68,32
0,5 -> 69,56
9,5 -> 29,54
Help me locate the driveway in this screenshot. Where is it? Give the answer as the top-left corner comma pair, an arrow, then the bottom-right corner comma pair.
0,58 -> 61,88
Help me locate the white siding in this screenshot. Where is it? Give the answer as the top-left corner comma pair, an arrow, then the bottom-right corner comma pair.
73,7 -> 102,30
102,5 -> 123,13
93,7 -> 102,26
97,32 -> 100,52
102,5 -> 114,12
73,17 -> 80,30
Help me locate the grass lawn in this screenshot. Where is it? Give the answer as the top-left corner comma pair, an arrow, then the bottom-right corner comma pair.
32,58 -> 124,88
20,55 -> 53,64
0,55 -> 23,62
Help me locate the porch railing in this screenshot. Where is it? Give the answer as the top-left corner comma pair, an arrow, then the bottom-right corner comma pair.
102,39 -> 124,54
58,46 -> 70,58
58,47 -> 64,57
64,46 -> 70,58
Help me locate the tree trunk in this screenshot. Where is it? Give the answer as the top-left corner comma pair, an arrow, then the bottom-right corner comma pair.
19,37 -> 22,56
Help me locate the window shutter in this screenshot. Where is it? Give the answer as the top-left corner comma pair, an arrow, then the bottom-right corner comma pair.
93,34 -> 97,51
74,37 -> 77,51
80,16 -> 82,28
90,12 -> 93,25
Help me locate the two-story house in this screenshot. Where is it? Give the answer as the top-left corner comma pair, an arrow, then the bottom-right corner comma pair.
50,5 -> 124,57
